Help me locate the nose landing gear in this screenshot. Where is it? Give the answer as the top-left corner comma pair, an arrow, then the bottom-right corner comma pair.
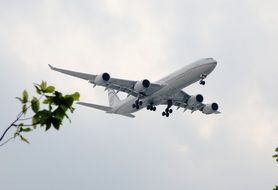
199,74 -> 207,85
162,100 -> 173,117
199,80 -> 206,85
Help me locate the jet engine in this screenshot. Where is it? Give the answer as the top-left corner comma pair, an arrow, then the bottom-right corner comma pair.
94,73 -> 110,85
133,79 -> 150,92
202,103 -> 219,114
187,94 -> 204,107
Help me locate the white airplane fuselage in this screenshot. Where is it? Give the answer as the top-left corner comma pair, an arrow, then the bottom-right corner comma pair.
109,58 -> 217,115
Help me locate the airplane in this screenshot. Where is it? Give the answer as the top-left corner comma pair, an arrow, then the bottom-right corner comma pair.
49,58 -> 220,118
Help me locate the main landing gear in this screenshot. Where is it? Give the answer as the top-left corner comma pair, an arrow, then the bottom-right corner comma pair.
147,104 -> 156,111
162,100 -> 173,117
132,99 -> 143,110
199,74 -> 206,85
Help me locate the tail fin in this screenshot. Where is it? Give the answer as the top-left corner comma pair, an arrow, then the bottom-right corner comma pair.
108,89 -> 121,107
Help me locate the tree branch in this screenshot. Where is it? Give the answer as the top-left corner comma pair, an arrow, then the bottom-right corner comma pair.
0,122 -> 17,142
18,117 -> 33,121
0,137 -> 15,147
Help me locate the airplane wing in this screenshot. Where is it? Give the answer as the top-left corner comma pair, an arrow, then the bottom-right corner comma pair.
49,65 -> 164,97
164,90 -> 221,114
162,90 -> 206,113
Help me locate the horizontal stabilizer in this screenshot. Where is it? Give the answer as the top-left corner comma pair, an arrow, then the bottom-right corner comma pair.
120,113 -> 136,118
77,102 -> 111,111
77,102 -> 136,118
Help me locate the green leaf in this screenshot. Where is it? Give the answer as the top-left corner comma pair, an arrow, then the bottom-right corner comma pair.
32,114 -> 40,128
19,135 -> 30,144
16,97 -> 23,103
45,86 -> 55,93
45,122 -> 51,131
43,99 -> 49,104
72,92 -> 80,101
275,147 -> 278,152
69,107 -> 75,113
21,127 -> 32,132
43,95 -> 54,105
17,123 -> 24,133
36,110 -> 51,125
40,81 -> 47,92
64,96 -> 74,107
60,105 -> 68,112
22,90 -> 28,103
22,104 -> 27,114
13,132 -> 20,138
31,97 -> 40,113
34,85 -> 42,95
51,117 -> 62,130
53,107 -> 66,120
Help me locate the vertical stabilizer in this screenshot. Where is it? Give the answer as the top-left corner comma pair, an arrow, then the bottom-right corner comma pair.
108,89 -> 121,107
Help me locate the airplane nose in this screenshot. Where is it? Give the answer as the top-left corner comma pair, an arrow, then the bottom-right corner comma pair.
209,58 -> 217,65
208,60 -> 217,71
205,58 -> 217,66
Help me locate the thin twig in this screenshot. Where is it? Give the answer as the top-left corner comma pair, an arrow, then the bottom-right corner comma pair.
0,100 -> 35,144
0,122 -> 17,142
14,123 -> 38,127
0,137 -> 15,146
18,117 -> 33,121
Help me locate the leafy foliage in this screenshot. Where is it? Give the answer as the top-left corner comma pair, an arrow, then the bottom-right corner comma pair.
273,147 -> 278,162
0,81 -> 80,146
273,147 -> 278,190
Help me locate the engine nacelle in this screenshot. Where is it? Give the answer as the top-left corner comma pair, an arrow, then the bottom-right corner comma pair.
134,79 -> 150,92
94,73 -> 110,85
202,103 -> 219,114
187,94 -> 204,107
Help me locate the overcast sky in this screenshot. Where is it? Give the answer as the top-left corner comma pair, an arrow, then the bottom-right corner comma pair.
0,0 -> 278,189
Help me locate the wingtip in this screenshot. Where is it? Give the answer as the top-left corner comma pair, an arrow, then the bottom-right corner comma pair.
48,64 -> 54,70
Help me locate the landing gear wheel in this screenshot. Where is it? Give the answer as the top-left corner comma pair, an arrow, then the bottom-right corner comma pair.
132,104 -> 136,109
169,109 -> 173,113
162,112 -> 166,116
166,112 -> 169,117
139,101 -> 143,106
147,104 -> 156,111
136,105 -> 140,109
200,80 -> 205,85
